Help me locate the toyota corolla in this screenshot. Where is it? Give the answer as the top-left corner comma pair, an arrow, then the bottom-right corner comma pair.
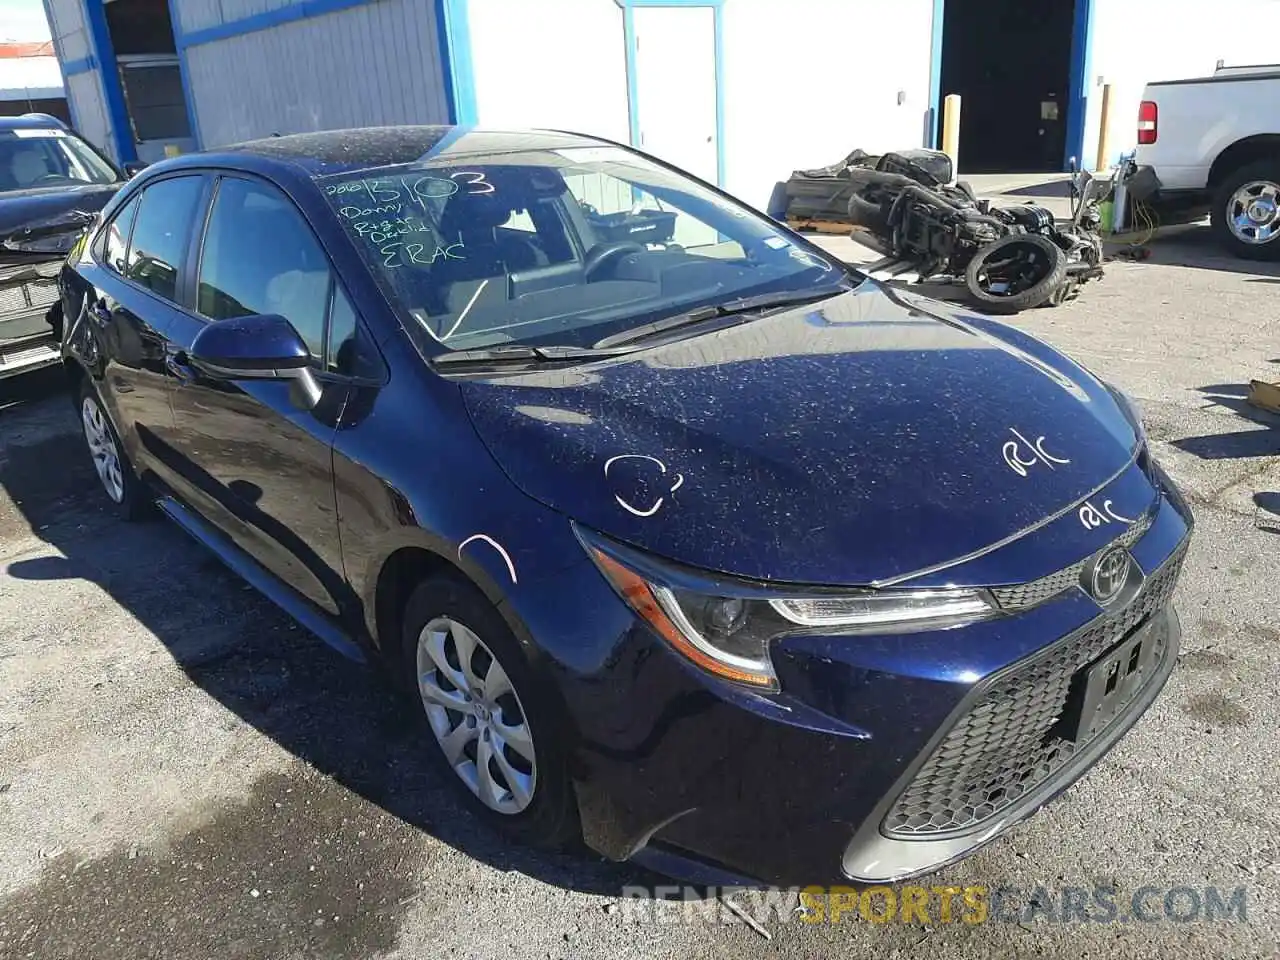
58,126 -> 1192,886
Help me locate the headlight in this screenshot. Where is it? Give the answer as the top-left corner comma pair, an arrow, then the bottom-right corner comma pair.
577,526 -> 996,693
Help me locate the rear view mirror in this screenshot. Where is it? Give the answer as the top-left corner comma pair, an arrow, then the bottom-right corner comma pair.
189,313 -> 322,407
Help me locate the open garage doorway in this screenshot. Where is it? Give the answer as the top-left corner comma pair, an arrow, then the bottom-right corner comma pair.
938,0 -> 1078,173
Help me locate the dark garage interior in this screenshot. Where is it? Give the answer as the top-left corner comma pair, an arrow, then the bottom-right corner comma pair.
938,0 -> 1078,173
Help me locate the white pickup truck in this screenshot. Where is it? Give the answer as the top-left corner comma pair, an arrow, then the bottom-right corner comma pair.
1131,65 -> 1280,260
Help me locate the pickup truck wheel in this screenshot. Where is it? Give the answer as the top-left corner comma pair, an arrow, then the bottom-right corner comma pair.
1212,159 -> 1280,260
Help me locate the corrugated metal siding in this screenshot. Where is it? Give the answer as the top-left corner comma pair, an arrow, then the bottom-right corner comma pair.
65,71 -> 113,158
45,0 -> 94,62
172,0 -> 230,35
182,0 -> 449,147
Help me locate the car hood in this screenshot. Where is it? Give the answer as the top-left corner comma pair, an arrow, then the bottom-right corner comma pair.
457,281 -> 1140,587
0,183 -> 120,263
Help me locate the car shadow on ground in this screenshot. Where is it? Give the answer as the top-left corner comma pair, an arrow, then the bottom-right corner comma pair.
1170,384 -> 1280,460
1118,225 -> 1280,278
0,373 -> 649,898
1254,491 -> 1280,534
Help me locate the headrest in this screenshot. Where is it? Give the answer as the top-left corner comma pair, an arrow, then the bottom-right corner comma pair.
439,194 -> 514,234
10,148 -> 48,186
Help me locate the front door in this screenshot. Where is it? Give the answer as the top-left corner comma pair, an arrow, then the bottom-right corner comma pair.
160,174 -> 352,617
633,6 -> 719,186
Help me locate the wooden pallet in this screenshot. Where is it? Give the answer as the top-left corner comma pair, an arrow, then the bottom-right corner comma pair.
785,217 -> 853,235
1247,379 -> 1280,415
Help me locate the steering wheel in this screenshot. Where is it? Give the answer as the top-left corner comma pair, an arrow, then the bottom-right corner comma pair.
34,174 -> 64,184
583,241 -> 645,280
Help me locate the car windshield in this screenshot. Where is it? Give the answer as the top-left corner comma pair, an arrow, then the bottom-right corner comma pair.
316,144 -> 854,353
0,127 -> 121,193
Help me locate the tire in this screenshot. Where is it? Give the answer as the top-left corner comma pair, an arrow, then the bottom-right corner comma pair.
401,574 -> 579,848
78,380 -> 153,521
1211,158 -> 1280,261
964,234 -> 1068,314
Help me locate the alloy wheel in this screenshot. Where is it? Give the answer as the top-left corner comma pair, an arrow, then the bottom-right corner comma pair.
1226,180 -> 1280,245
81,396 -> 125,504
416,616 -> 537,814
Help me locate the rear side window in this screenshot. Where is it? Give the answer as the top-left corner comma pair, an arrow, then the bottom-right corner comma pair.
101,195 -> 139,276
197,177 -> 330,356
125,176 -> 203,303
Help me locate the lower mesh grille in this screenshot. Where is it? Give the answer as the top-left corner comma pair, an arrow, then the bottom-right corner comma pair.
0,279 -> 59,316
883,544 -> 1186,838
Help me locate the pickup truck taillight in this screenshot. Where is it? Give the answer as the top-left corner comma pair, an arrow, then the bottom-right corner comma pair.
1138,100 -> 1158,144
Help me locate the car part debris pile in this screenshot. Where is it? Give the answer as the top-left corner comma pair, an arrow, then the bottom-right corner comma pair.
782,148 -> 1109,314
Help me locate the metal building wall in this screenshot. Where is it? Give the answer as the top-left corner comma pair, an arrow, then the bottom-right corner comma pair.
40,0 -> 127,161
173,0 -> 451,149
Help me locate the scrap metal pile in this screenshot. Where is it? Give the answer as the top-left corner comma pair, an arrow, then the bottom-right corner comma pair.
781,148 -> 1108,313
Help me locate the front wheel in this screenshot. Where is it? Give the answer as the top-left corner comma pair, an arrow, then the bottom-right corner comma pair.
401,575 -> 578,848
964,234 -> 1068,314
1211,158 -> 1280,261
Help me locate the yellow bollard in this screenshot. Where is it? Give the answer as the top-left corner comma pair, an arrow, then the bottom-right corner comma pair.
941,94 -> 962,180
1095,83 -> 1114,172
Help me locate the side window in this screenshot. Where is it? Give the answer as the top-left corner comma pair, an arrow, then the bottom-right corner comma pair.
101,195 -> 140,276
197,177 -> 329,356
126,176 -> 203,302
326,285 -> 381,379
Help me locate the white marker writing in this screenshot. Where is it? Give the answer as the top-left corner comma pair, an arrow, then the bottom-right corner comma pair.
1078,499 -> 1135,531
604,454 -> 684,518
1002,427 -> 1070,478
458,533 -> 517,585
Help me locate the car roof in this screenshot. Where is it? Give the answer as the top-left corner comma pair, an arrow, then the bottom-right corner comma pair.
210,125 -> 612,178
0,113 -> 69,132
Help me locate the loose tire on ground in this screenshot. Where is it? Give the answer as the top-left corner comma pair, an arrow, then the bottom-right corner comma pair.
1211,158 -> 1280,261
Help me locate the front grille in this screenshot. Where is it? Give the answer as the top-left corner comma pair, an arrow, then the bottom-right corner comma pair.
883,542 -> 1186,838
24,279 -> 58,309
990,508 -> 1155,611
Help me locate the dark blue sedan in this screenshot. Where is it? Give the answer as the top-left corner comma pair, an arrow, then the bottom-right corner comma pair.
58,126 -> 1192,886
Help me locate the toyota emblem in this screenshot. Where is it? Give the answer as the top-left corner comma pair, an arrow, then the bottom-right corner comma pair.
1089,546 -> 1131,605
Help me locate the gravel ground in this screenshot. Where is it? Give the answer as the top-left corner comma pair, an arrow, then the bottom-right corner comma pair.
1,224 -> 1278,959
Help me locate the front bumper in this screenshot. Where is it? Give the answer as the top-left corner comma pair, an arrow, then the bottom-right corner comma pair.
520,459 -> 1192,887
0,261 -> 62,379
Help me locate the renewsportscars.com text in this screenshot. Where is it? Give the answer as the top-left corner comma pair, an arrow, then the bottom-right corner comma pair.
617,884 -> 1250,926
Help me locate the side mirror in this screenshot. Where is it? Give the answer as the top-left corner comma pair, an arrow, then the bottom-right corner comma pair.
189,313 -> 322,406
123,161 -> 147,178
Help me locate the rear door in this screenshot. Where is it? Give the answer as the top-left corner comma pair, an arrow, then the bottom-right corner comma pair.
67,173 -> 208,482
161,173 -> 361,617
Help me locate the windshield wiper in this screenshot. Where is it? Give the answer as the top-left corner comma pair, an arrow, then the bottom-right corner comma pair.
592,284 -> 852,350
431,343 -> 636,368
